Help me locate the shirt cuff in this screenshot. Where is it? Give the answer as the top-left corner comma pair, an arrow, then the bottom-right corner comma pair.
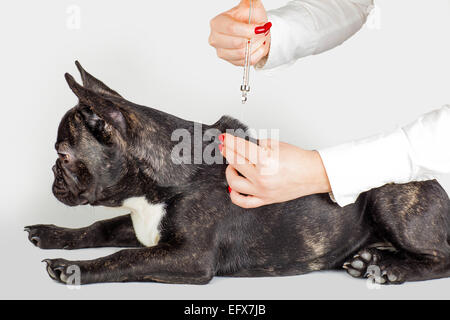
317,129 -> 418,207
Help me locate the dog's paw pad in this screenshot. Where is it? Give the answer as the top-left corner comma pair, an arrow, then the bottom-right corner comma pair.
343,248 -> 380,279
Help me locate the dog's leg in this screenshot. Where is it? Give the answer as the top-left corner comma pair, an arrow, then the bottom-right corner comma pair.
25,214 -> 142,249
42,244 -> 214,285
344,181 -> 450,284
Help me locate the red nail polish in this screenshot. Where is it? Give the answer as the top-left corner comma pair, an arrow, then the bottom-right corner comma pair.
255,25 -> 266,34
228,186 -> 232,193
263,41 -> 266,45
255,22 -> 272,35
219,134 -> 225,142
219,144 -> 223,152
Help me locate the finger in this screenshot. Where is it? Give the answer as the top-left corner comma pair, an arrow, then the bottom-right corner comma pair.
217,35 -> 266,60
211,14 -> 261,38
209,31 -> 247,50
221,142 -> 257,180
223,133 -> 265,165
226,165 -> 257,195
229,41 -> 270,66
216,47 -> 246,62
258,139 -> 273,149
249,44 -> 269,66
229,191 -> 266,209
216,37 -> 263,62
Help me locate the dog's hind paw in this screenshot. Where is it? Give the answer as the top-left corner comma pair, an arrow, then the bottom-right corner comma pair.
343,247 -> 405,284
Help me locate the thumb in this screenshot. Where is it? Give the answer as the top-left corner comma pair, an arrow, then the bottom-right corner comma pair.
239,0 -> 263,8
235,0 -> 267,24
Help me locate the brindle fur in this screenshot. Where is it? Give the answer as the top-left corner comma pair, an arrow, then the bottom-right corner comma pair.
25,62 -> 450,285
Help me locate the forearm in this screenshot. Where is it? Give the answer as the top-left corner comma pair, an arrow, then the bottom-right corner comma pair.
258,0 -> 373,69
318,105 -> 450,207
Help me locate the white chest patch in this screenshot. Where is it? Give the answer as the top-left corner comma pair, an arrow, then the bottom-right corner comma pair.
120,197 -> 166,247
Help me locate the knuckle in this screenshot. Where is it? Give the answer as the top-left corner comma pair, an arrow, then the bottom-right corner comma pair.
208,35 -> 215,47
216,50 -> 225,59
209,17 -> 217,29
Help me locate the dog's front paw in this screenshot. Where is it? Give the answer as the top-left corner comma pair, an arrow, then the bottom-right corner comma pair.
42,259 -> 81,284
24,224 -> 77,249
343,248 -> 405,284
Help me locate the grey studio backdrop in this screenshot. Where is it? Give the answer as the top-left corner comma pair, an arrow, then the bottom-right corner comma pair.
1,0 -> 449,299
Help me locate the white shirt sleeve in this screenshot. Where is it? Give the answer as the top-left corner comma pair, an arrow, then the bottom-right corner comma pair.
257,0 -> 374,69
318,105 -> 450,207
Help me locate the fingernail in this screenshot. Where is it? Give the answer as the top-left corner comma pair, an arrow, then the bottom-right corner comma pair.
228,186 -> 232,193
219,134 -> 225,142
219,144 -> 223,152
263,41 -> 266,45
255,25 -> 266,34
255,22 -> 272,34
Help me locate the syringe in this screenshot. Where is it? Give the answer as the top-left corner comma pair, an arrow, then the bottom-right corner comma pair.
240,0 -> 253,104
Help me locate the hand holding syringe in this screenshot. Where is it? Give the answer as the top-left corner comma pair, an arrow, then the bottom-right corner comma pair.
208,0 -> 272,102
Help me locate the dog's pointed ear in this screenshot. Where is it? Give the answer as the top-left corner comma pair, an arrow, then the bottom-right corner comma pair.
65,72 -> 127,138
75,61 -> 122,98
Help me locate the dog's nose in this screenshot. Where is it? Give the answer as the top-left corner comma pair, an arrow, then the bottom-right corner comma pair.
58,152 -> 70,164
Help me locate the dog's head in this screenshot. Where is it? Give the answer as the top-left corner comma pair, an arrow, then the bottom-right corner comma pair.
53,61 -> 139,207
52,61 -> 229,207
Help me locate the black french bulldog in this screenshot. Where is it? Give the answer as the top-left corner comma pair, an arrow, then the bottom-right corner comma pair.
25,61 -> 450,285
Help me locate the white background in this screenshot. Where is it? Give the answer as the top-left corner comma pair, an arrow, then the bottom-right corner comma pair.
0,0 -> 449,299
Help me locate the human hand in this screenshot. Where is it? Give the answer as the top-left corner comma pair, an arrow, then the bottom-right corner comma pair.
219,134 -> 332,208
209,0 -> 272,66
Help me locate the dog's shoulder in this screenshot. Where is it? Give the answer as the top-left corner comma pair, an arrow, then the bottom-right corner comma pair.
211,115 -> 248,133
